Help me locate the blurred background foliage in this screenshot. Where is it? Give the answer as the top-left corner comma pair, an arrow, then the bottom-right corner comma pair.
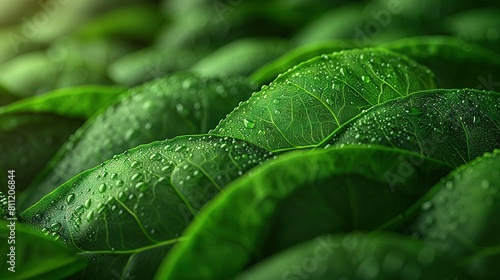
0,0 -> 498,97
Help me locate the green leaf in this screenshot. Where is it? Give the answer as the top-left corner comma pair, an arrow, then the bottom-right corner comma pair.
0,220 -> 86,280
237,232 -> 469,280
20,135 -> 271,280
411,149 -> 500,279
190,38 -> 289,78
19,74 -> 256,212
155,146 -> 450,280
380,36 -> 500,88
211,48 -> 436,152
0,114 -> 83,193
0,85 -> 125,119
250,40 -> 355,85
331,89 -> 500,167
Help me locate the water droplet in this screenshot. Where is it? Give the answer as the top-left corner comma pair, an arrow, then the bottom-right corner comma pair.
340,67 -> 345,76
150,153 -> 161,160
50,222 -> 61,231
98,184 -> 107,193
361,75 -> 370,83
74,205 -> 84,215
115,180 -> 124,187
84,199 -> 92,209
86,210 -> 95,221
131,173 -> 143,181
135,182 -> 150,192
118,191 -> 126,201
97,203 -> 106,214
130,161 -> 140,168
52,232 -> 61,240
66,193 -> 75,204
243,118 -> 255,129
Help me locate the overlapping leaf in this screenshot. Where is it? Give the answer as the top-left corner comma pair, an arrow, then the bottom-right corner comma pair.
381,36 -> 500,88
211,48 -> 436,151
0,220 -> 86,280
0,85 -> 125,119
411,149 -> 500,279
155,146 -> 450,279
330,89 -> 500,167
237,232 -> 469,280
20,74 -> 256,210
0,114 -> 83,192
21,135 -> 271,280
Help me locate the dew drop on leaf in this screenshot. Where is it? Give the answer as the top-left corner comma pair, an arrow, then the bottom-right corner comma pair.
86,210 -> 94,221
131,173 -> 143,181
74,205 -> 84,215
98,183 -> 107,193
84,199 -> 92,209
243,119 -> 255,129
136,182 -> 150,192
118,191 -> 126,202
52,232 -> 61,240
66,193 -> 75,204
50,222 -> 61,231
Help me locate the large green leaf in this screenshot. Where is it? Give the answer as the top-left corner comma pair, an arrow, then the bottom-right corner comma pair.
237,232 -> 469,280
155,146 -> 450,279
0,220 -> 86,280
411,149 -> 500,279
0,85 -> 125,119
190,38 -> 289,77
0,114 -> 83,193
250,40 -> 354,85
21,135 -> 271,280
381,36 -> 500,89
20,74 -> 257,210
210,48 -> 436,152
331,89 -> 500,168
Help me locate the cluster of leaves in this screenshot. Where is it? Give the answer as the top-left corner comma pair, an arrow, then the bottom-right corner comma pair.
1,0 -> 499,279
